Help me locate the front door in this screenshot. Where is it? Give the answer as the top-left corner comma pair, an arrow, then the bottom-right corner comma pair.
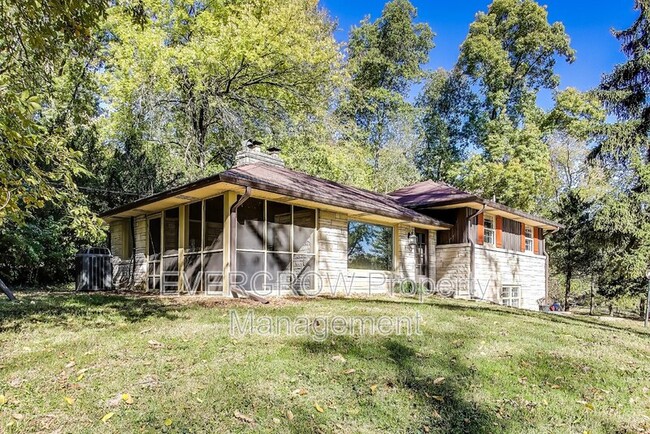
415,228 -> 428,280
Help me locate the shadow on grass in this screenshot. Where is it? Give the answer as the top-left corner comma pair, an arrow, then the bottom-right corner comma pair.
301,334 -> 499,433
329,295 -> 650,340
0,291 -> 182,332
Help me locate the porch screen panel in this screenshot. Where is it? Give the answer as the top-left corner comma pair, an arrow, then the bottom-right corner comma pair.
187,202 -> 202,253
184,253 -> 202,294
237,198 -> 265,250
267,252 -> 292,292
293,207 -> 316,254
267,201 -> 291,252
162,208 -> 179,293
201,195 -> 225,294
203,252 -> 223,294
164,208 -> 179,255
237,251 -> 264,292
147,217 -> 161,291
204,196 -> 224,251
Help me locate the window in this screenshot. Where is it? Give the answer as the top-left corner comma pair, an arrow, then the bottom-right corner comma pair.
348,221 -> 393,271
484,216 -> 495,245
121,221 -> 133,260
500,285 -> 520,308
525,227 -> 534,252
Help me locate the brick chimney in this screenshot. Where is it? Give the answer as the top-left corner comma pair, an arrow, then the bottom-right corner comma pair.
234,139 -> 285,167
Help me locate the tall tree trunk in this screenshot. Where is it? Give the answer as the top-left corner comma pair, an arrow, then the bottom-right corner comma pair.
589,277 -> 594,316
564,267 -> 572,312
0,277 -> 16,301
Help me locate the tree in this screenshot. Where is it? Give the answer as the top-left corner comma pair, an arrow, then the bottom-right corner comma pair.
416,69 -> 480,182
0,0 -> 106,230
342,0 -> 433,182
101,0 -> 342,183
455,0 -> 575,211
593,0 -> 650,305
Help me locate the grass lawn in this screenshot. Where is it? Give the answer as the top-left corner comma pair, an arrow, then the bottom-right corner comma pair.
1,291 -> 650,433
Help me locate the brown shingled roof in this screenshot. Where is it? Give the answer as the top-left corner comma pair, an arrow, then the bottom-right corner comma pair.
389,180 -> 562,229
388,180 -> 478,207
100,163 -> 452,229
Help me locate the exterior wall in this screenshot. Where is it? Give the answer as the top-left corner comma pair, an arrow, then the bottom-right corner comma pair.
428,230 -> 437,284
317,211 -> 418,295
435,244 -> 471,296
474,245 -> 546,310
109,217 -> 147,291
435,243 -> 546,310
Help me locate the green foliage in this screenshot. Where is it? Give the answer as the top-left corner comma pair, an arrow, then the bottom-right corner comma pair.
416,69 -> 480,182
342,0 -> 433,180
591,0 -> 650,298
0,0 -> 106,231
101,0 -> 343,179
451,0 -> 576,211
0,208 -> 104,285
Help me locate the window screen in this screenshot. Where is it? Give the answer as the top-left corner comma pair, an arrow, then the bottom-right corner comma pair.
187,202 -> 202,253
204,196 -> 224,251
163,208 -> 179,255
237,197 -> 265,251
267,201 -> 291,252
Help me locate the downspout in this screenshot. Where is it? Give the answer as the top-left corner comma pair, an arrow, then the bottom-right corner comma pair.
543,227 -> 560,304
129,216 -> 136,291
228,187 -> 269,303
467,205 -> 486,298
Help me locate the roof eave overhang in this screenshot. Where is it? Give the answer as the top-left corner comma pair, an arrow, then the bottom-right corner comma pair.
414,199 -> 563,231
100,173 -> 453,230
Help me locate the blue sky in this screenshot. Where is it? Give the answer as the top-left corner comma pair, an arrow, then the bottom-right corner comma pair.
319,0 -> 638,109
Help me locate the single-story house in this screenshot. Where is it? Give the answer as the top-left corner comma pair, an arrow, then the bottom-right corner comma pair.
101,141 -> 561,310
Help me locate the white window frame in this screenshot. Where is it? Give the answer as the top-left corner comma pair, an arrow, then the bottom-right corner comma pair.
483,216 -> 495,245
525,227 -> 534,252
500,285 -> 521,307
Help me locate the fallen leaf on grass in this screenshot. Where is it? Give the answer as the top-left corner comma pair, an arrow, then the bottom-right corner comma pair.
343,369 -> 356,375
550,384 -> 561,389
433,377 -> 445,385
148,340 -> 164,349
164,418 -> 173,426
432,395 -> 444,402
76,373 -> 85,381
291,388 -> 308,396
273,417 -> 281,424
122,393 -> 134,405
65,361 -> 76,369
64,396 -> 75,405
12,413 -> 24,421
370,384 -> 378,393
286,410 -> 294,421
0,395 -> 6,406
314,403 -> 324,413
101,412 -> 114,423
234,410 -> 254,424
331,354 -> 346,363
432,409 -> 441,419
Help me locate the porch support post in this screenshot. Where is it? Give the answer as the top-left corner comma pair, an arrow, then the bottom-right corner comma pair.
223,191 -> 238,296
178,205 -> 186,293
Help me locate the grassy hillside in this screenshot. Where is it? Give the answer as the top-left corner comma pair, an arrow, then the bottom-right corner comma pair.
1,292 -> 649,433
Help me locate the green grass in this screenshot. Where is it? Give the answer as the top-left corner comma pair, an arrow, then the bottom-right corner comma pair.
1,291 -> 650,433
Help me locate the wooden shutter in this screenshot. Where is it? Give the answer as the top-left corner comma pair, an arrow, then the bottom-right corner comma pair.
534,227 -> 540,254
477,213 -> 484,245
520,223 -> 526,252
496,216 -> 503,248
